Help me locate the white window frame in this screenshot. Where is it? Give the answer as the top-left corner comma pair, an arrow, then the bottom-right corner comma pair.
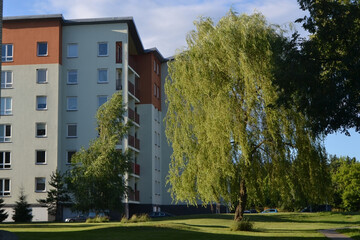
37,42 -> 48,56
0,97 -> 12,115
0,152 -> 11,169
36,96 -> 47,110
67,70 -> 78,84
67,43 -> 78,58
98,42 -> 108,56
36,69 -> 47,84
67,97 -> 78,111
0,125 -> 11,143
36,123 -> 47,138
98,69 -> 108,83
2,44 -> 13,62
0,179 -> 10,196
67,124 -> 77,138
66,150 -> 76,165
1,71 -> 13,88
35,150 -> 46,165
97,95 -> 108,108
35,177 -> 46,192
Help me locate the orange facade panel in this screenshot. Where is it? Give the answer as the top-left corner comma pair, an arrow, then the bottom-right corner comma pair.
3,19 -> 62,65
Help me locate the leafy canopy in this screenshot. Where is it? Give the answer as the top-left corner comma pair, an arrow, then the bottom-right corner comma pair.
165,11 -> 331,215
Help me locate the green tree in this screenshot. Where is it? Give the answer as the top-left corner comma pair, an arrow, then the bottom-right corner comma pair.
0,198 -> 8,222
67,92 -> 131,214
165,11 -> 331,222
330,155 -> 360,211
37,170 -> 71,221
12,190 -> 33,222
275,0 -> 360,135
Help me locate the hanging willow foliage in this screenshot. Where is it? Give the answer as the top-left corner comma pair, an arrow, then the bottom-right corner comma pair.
165,11 -> 331,221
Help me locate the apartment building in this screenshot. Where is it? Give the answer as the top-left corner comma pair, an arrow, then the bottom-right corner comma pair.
0,14 -> 171,221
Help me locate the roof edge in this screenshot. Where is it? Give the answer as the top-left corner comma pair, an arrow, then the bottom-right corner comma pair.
4,14 -> 64,21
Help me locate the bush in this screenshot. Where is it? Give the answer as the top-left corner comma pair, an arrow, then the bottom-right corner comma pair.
86,216 -> 109,223
121,214 -> 150,223
230,218 -> 254,231
12,190 -> 33,222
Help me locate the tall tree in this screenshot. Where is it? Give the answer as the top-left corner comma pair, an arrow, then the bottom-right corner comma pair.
275,0 -> 360,135
0,198 -> 8,222
12,190 -> 33,222
67,92 -> 131,214
37,171 -> 71,221
165,11 -> 331,221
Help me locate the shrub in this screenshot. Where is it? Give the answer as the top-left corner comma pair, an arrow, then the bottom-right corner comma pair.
86,216 -> 109,223
121,214 -> 150,223
0,198 -> 8,222
12,190 -> 33,222
230,218 -> 254,231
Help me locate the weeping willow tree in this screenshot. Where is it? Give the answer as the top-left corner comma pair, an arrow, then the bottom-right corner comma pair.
165,11 -> 331,222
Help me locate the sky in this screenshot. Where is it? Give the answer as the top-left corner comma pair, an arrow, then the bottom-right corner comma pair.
3,0 -> 360,160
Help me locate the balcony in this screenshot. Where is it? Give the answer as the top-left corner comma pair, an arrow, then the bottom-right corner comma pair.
128,135 -> 140,151
128,190 -> 140,202
116,80 -> 139,100
116,79 -> 122,90
132,163 -> 140,176
128,108 -> 140,125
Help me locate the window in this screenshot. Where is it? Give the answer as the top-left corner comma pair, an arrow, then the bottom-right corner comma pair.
67,151 -> 76,164
36,150 -> 46,164
67,43 -> 78,58
36,96 -> 47,110
97,95 -> 108,108
0,152 -> 11,169
37,42 -> 48,56
0,125 -> 11,142
67,97 -> 78,111
67,70 -> 78,84
1,71 -> 13,88
0,179 -> 10,196
67,124 -> 77,138
154,60 -> 156,72
98,42 -> 108,56
0,98 -> 12,115
2,44 -> 13,62
154,84 -> 157,97
36,123 -> 46,137
36,69 -> 47,84
157,63 -> 159,75
98,69 -> 108,83
35,177 -> 46,192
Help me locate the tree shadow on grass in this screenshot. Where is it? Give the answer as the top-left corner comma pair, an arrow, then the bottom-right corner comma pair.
13,225 -> 328,240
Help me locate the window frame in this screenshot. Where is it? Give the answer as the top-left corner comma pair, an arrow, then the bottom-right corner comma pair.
0,97 -> 12,115
1,71 -> 13,88
66,150 -> 76,165
36,69 -> 47,84
0,124 -> 11,143
67,124 -> 77,138
97,69 -> 108,83
67,69 -> 78,85
0,179 -> 11,196
67,43 -> 78,58
0,152 -> 11,169
37,42 -> 48,57
36,96 -> 47,110
67,96 -> 78,111
35,150 -> 46,165
35,177 -> 46,192
36,123 -> 47,138
2,44 -> 13,62
98,42 -> 108,57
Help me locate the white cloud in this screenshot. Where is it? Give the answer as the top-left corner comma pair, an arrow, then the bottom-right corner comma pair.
32,0 -> 304,57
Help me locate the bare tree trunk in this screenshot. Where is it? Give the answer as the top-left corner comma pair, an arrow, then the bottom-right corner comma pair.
234,178 -> 247,221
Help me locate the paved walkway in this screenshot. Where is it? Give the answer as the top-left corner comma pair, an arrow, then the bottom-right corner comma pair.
319,229 -> 354,240
0,230 -> 18,240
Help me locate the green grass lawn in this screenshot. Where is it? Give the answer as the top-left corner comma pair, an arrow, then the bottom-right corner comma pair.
0,212 -> 359,240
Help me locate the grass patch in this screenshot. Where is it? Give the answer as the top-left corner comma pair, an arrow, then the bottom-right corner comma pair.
0,212 -> 359,240
337,228 -> 360,239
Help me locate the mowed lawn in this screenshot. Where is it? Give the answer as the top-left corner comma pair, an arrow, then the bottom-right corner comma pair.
1,212 -> 359,240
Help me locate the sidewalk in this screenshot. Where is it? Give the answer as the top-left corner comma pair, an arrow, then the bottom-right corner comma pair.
319,229 -> 354,240
0,230 -> 18,240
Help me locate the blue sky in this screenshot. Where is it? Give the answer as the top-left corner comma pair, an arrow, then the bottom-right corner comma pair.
3,0 -> 360,160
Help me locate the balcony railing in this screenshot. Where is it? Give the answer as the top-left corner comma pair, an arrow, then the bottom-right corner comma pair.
128,108 -> 140,125
132,163 -> 140,176
128,135 -> 140,150
116,79 -> 122,90
128,190 -> 140,202
116,80 -> 139,99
